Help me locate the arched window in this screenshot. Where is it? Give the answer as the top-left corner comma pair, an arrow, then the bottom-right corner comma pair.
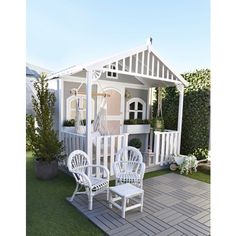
66,96 -> 95,120
126,98 -> 146,120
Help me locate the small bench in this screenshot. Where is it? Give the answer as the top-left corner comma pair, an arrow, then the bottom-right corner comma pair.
109,183 -> 144,218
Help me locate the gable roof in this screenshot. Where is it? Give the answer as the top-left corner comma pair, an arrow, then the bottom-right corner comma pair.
47,39 -> 188,87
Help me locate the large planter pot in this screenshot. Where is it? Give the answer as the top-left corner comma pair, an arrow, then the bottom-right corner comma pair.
35,158 -> 58,180
123,124 -> 150,134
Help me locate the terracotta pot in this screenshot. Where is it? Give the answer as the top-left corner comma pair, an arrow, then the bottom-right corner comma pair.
35,158 -> 58,180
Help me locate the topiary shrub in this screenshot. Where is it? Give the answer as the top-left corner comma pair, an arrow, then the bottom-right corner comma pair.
128,138 -> 142,149
153,69 -> 210,160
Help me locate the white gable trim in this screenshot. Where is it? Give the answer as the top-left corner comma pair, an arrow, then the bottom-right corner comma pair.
151,47 -> 189,87
47,40 -> 188,87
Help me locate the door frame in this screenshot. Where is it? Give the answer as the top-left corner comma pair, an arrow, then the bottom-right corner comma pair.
97,84 -> 124,134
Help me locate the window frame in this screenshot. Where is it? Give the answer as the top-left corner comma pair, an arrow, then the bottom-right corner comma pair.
125,97 -> 146,120
106,64 -> 118,79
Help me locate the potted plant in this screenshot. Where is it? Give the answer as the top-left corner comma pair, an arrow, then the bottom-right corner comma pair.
128,138 -> 142,150
63,119 -> 75,132
26,73 -> 64,180
152,87 -> 165,131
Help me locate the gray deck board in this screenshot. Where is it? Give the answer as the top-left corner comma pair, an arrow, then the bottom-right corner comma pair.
67,173 -> 210,235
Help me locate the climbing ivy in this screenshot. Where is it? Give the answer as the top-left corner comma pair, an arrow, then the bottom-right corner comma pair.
153,69 -> 210,160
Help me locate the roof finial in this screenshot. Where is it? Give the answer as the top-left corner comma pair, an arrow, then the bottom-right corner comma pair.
146,37 -> 152,52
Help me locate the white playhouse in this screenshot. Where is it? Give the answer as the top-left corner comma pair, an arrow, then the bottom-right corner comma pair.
45,38 -> 188,175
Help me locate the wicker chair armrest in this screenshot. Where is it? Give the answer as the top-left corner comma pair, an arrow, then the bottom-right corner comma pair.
71,170 -> 92,187
138,162 -> 146,178
87,165 -> 110,180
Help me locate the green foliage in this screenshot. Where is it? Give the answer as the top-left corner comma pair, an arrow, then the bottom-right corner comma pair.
26,114 -> 35,151
153,69 -> 210,159
63,119 -> 75,126
128,138 -> 142,149
64,119 -> 94,126
27,73 -> 64,162
124,119 -> 150,125
192,148 -> 209,160
79,119 -> 94,126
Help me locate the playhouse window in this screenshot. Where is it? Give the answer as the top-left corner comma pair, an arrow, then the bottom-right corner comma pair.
126,98 -> 146,120
106,64 -> 117,79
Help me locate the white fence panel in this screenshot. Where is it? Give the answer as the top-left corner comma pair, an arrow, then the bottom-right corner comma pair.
154,130 -> 180,166
61,131 -> 129,177
92,133 -> 129,177
61,131 -> 86,157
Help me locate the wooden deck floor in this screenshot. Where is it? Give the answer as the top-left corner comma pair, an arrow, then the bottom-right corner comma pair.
67,173 -> 210,236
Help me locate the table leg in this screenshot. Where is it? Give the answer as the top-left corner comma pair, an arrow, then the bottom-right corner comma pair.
122,197 -> 126,218
109,191 -> 112,209
140,193 -> 144,212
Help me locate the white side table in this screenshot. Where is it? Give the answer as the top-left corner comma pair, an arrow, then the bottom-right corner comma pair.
109,183 -> 144,218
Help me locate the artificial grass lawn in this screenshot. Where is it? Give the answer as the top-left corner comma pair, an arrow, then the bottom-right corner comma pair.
144,168 -> 210,183
182,170 -> 210,184
27,152 -> 210,235
26,152 -> 104,236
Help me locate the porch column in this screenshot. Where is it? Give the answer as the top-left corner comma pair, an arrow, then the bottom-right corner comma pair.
145,88 -> 152,151
177,84 -> 184,154
86,71 -> 93,160
58,78 -> 64,141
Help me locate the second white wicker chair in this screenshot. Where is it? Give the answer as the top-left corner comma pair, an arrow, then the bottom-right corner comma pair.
113,146 -> 145,188
67,150 -> 109,210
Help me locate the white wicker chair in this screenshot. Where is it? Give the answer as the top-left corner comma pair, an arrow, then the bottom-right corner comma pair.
67,150 -> 109,210
113,146 -> 145,188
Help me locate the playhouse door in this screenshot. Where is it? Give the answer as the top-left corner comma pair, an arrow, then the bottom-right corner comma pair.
105,88 -> 122,135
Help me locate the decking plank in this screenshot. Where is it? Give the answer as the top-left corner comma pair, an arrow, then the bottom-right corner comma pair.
146,214 -> 170,230
136,217 -> 162,234
132,221 -> 156,236
176,222 -> 207,236
106,223 -> 135,235
155,227 -> 178,236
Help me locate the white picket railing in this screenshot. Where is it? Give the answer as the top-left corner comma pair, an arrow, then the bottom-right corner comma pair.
61,131 -> 129,176
153,130 -> 180,166
61,129 -> 180,173
94,133 -> 129,176
61,131 -> 86,156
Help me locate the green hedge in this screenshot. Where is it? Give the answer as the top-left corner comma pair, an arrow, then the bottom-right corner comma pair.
153,69 -> 210,160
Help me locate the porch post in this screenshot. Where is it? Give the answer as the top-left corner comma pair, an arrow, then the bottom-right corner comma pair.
86,71 -> 93,159
177,84 -> 184,154
145,88 -> 152,151
58,78 -> 64,141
